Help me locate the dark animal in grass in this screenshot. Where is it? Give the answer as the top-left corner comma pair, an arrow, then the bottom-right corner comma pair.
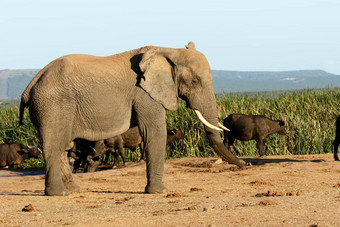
166,128 -> 186,146
333,115 -> 340,161
0,143 -> 41,168
103,126 -> 143,167
222,114 -> 286,157
105,127 -> 186,167
67,139 -> 105,173
93,127 -> 185,169
67,128 -> 141,172
68,127 -> 186,172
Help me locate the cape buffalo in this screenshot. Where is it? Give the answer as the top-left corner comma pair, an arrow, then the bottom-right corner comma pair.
223,114 -> 286,157
0,143 -> 41,168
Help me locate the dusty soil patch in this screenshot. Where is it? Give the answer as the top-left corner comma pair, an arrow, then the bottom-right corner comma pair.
0,154 -> 339,226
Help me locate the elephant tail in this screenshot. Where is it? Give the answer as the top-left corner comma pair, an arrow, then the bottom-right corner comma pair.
19,82 -> 34,126
19,97 -> 26,126
19,64 -> 50,126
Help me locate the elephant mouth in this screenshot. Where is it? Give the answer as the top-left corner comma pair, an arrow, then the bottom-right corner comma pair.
194,110 -> 230,132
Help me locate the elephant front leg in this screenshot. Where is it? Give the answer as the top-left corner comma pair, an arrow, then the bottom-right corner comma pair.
144,130 -> 168,194
139,120 -> 168,193
134,93 -> 168,194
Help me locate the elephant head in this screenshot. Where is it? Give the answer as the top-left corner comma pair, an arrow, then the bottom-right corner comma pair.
139,42 -> 246,167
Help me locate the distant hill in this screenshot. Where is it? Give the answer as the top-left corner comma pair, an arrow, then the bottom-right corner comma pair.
212,70 -> 340,93
0,69 -> 340,99
0,69 -> 40,99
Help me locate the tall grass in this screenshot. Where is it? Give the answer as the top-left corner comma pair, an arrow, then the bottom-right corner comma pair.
0,107 -> 38,145
0,106 -> 42,168
0,88 -> 339,168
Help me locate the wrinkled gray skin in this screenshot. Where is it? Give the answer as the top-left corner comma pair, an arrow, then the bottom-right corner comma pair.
0,143 -> 41,168
223,113 -> 286,157
333,115 -> 340,161
19,42 -> 245,196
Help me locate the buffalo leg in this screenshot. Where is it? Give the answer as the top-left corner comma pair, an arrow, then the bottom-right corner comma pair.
256,139 -> 266,157
333,139 -> 339,161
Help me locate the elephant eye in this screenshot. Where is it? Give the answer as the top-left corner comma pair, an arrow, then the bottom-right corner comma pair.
191,79 -> 199,85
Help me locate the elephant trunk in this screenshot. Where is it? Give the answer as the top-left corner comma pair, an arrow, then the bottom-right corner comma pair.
206,128 -> 246,167
194,101 -> 246,167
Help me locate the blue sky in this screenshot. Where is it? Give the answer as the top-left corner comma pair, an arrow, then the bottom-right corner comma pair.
1,0 -> 340,74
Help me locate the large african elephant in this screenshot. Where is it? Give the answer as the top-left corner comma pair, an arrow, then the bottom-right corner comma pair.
19,41 -> 246,196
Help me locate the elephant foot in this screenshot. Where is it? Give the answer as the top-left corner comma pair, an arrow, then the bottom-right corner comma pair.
64,181 -> 82,193
145,182 -> 168,194
45,184 -> 69,196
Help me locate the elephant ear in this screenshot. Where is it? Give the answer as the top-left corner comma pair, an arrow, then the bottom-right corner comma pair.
185,41 -> 196,50
139,49 -> 179,111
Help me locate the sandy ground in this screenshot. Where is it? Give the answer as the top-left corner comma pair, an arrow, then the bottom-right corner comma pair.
0,154 -> 339,227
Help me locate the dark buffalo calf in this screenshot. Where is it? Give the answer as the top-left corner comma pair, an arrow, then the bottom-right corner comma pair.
68,128 -> 186,172
104,126 -> 143,167
0,143 -> 41,168
333,115 -> 340,161
223,114 -> 286,157
67,139 -> 105,173
166,128 -> 186,146
67,127 -> 141,172
105,127 -> 185,167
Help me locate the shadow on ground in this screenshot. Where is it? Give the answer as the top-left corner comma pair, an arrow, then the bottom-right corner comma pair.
243,157 -> 326,166
0,167 -> 45,177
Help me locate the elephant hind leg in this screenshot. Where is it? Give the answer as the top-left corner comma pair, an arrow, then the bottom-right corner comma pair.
39,124 -> 79,195
43,143 -> 69,196
61,151 -> 81,192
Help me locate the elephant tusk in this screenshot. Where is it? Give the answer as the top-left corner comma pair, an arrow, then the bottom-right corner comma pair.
218,123 -> 230,131
194,110 -> 223,131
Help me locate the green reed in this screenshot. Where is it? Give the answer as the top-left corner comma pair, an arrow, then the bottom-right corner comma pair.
1,88 -> 339,168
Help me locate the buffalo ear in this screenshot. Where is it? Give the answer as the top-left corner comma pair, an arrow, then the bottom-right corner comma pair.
139,49 -> 179,111
18,149 -> 28,155
168,129 -> 176,135
19,144 -> 29,153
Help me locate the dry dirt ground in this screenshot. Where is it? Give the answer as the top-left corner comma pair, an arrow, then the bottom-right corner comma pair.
0,154 -> 339,227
